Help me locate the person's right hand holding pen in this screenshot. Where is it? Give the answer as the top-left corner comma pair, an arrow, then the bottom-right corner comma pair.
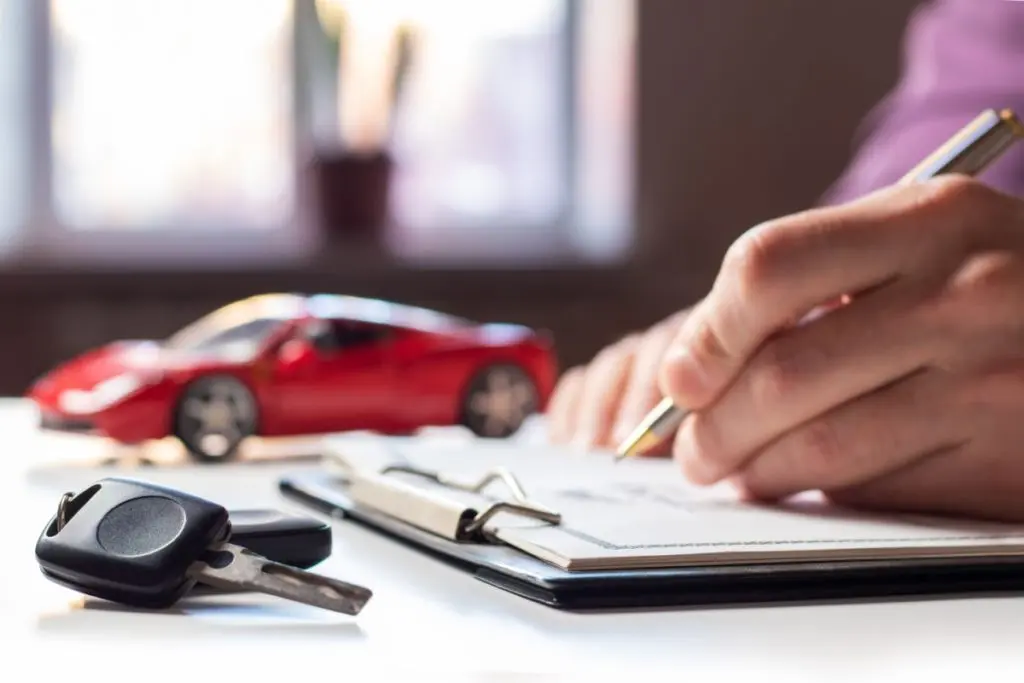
620,109 -> 1024,522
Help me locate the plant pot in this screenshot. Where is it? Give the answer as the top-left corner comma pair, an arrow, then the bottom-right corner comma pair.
308,150 -> 394,242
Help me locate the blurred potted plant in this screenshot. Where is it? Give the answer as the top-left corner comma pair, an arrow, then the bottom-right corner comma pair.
309,0 -> 415,243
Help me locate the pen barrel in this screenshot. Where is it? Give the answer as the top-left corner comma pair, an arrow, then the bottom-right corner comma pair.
899,108 -> 1024,183
645,397 -> 688,438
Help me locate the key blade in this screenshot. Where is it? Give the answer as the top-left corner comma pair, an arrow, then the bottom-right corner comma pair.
189,542 -> 372,616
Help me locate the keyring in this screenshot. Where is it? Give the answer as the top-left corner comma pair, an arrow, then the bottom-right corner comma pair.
56,491 -> 75,532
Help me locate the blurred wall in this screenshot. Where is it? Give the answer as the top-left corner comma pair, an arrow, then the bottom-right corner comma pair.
1,0 -> 922,394
633,0 -> 921,296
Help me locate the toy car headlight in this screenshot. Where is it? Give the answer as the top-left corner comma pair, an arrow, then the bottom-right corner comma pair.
58,373 -> 146,414
92,374 -> 144,406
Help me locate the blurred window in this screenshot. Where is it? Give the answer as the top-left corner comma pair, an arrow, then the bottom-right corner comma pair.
165,317 -> 285,356
3,0 -> 634,266
164,293 -> 302,351
49,0 -> 296,233
305,319 -> 388,352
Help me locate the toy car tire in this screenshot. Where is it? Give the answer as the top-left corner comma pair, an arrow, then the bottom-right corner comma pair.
459,363 -> 539,439
173,375 -> 258,463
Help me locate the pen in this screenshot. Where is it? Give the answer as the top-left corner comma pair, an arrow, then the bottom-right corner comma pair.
615,107 -> 1024,461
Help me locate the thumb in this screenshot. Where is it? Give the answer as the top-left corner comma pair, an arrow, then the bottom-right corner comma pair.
657,292 -> 850,409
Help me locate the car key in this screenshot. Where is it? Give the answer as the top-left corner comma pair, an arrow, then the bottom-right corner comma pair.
189,508 -> 334,594
35,477 -> 372,615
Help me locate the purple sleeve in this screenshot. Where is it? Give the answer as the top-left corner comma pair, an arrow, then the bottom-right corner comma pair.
822,0 -> 1024,205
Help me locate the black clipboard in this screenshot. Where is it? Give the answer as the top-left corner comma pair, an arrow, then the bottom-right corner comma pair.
278,471 -> 1024,611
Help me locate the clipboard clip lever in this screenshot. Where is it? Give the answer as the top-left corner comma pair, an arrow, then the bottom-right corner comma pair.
380,464 -> 562,536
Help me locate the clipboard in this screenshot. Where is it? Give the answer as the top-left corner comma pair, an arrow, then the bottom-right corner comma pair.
277,438 -> 1024,610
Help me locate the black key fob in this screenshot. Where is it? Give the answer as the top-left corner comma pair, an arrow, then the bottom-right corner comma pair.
35,478 -> 365,614
35,478 -> 232,608
227,509 -> 332,569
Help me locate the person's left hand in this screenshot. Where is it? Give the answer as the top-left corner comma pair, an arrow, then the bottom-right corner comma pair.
658,176 -> 1024,522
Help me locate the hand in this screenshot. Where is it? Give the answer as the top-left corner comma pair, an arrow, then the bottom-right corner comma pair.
547,308 -> 692,452
658,176 -> 1024,521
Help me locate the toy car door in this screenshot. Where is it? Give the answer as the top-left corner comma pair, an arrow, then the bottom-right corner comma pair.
271,319 -> 396,434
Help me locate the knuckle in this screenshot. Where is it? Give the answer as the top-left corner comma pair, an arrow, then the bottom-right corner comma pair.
795,418 -> 844,470
618,332 -> 644,352
961,369 -> 1024,409
724,223 -> 785,296
688,316 -> 731,365
628,335 -> 665,384
912,176 -> 1008,241
551,367 -> 583,400
662,306 -> 696,331
590,343 -> 621,369
639,324 -> 670,356
648,315 -> 682,346
619,331 -> 672,409
918,174 -> 987,210
548,366 -> 586,432
559,365 -> 586,385
748,340 -> 809,408
916,257 -> 1021,360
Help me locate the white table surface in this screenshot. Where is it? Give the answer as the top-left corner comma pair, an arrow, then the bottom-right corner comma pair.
3,398 -> 1024,681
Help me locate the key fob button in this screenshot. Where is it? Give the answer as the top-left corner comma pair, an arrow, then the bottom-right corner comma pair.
96,497 -> 186,557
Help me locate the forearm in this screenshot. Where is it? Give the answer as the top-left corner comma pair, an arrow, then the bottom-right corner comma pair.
822,0 -> 1024,205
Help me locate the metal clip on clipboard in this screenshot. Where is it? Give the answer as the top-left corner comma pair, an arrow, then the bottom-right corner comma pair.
339,460 -> 562,543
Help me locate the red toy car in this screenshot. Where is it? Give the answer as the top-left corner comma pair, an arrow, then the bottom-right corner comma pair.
28,293 -> 557,462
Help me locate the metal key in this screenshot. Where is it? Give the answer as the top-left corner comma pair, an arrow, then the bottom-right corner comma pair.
35,477 -> 372,615
188,542 -> 367,612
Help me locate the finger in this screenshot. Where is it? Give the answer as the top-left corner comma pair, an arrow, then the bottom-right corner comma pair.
612,312 -> 689,447
573,335 -> 642,448
825,369 -> 1024,522
546,366 -> 585,443
728,368 -> 966,501
824,442 -> 1024,523
658,176 -> 1014,411
673,280 -> 943,484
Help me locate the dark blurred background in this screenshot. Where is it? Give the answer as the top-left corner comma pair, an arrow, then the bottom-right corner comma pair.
0,0 -> 921,395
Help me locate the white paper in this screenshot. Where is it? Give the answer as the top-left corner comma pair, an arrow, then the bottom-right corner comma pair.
324,431 -> 1024,571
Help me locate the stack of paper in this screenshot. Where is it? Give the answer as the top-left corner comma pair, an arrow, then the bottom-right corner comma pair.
325,432 -> 1024,572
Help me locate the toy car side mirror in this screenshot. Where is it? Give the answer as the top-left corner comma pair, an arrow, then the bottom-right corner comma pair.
276,338 -> 318,371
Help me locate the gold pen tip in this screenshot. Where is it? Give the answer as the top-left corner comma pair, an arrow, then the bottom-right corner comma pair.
614,430 -> 663,461
1000,108 -> 1024,138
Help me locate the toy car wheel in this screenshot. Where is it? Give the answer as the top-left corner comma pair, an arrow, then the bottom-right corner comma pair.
173,376 -> 258,463
460,363 -> 539,438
